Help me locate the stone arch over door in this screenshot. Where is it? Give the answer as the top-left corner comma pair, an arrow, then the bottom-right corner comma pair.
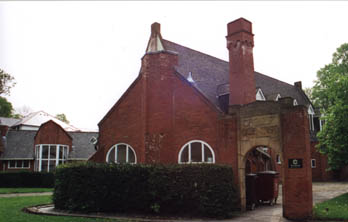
238,113 -> 282,214
230,100 -> 313,220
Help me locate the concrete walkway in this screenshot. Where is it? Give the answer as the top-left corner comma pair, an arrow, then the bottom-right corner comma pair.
9,182 -> 348,222
0,192 -> 52,198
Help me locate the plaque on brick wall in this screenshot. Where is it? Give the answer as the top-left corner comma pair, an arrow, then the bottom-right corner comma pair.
288,159 -> 303,168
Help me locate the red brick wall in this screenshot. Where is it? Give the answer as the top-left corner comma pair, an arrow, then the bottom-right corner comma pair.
34,120 -> 72,149
97,76 -> 145,163
94,51 -> 238,181
226,18 -> 256,105
281,107 -> 313,220
311,141 -> 334,181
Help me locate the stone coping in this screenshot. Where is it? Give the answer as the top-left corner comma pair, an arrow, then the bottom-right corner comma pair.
24,204 -> 225,222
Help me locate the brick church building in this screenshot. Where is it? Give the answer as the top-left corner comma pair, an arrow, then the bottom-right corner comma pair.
89,18 -> 329,218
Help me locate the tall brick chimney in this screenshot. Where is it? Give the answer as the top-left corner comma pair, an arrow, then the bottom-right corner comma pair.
226,18 -> 256,105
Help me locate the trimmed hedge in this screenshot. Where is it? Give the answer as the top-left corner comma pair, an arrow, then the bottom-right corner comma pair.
53,162 -> 239,218
0,171 -> 54,188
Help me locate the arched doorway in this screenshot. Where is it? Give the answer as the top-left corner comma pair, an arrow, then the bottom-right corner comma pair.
244,145 -> 282,209
233,101 -> 313,220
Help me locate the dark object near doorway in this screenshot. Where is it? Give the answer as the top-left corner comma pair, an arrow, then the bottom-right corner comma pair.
256,171 -> 279,205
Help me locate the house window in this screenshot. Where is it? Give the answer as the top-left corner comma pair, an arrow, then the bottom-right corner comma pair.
308,105 -> 315,131
35,144 -> 69,172
275,94 -> 281,101
293,99 -> 298,106
311,159 -> 316,168
106,143 -> 136,164
256,88 -> 266,101
276,154 -> 281,164
8,160 -> 30,169
178,140 -> 215,164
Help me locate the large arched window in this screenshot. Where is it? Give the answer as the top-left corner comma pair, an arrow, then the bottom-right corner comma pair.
35,144 -> 69,172
106,143 -> 137,164
178,140 -> 215,164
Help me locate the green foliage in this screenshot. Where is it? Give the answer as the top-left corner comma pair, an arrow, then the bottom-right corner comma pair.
303,87 -> 313,101
55,113 -> 70,124
313,192 -> 348,220
54,162 -> 239,218
0,195 -> 122,222
312,43 -> 348,170
0,96 -> 14,117
0,69 -> 15,96
0,171 -> 55,188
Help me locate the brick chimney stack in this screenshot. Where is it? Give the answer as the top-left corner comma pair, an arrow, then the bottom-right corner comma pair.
226,18 -> 256,105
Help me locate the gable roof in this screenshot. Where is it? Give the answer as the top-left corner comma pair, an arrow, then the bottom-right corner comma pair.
12,111 -> 80,132
162,39 -> 310,110
0,130 -> 97,160
0,117 -> 20,127
34,120 -> 73,141
68,132 -> 98,159
0,130 -> 36,159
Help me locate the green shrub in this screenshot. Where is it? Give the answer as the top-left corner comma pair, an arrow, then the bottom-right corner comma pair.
0,171 -> 54,188
53,162 -> 239,218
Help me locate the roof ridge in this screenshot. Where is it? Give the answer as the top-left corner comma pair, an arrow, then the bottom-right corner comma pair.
255,71 -> 295,88
163,39 -> 296,88
163,39 -> 229,65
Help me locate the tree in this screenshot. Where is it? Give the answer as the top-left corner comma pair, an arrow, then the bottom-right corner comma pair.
0,69 -> 16,96
312,43 -> 348,170
303,87 -> 313,102
55,113 -> 70,124
0,97 -> 14,117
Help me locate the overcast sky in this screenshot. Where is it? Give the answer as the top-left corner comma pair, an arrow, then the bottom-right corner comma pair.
1,1 -> 347,131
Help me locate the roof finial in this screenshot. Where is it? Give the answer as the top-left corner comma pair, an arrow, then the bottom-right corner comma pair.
146,22 -> 165,53
187,72 -> 194,83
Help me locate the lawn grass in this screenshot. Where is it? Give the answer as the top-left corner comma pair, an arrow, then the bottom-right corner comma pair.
0,188 -> 53,194
0,195 -> 130,222
313,192 -> 348,220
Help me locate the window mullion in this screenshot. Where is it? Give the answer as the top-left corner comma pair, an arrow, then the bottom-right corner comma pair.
48,145 -> 51,172
56,145 -> 59,166
202,143 -> 205,162
126,146 -> 129,163
188,144 -> 191,163
39,145 -> 42,172
115,146 -> 118,163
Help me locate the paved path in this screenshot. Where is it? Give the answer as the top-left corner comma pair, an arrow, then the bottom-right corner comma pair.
4,182 -> 348,222
0,192 -> 53,198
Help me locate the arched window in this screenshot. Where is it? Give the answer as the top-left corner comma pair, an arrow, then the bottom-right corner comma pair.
178,140 -> 215,164
106,143 -> 137,164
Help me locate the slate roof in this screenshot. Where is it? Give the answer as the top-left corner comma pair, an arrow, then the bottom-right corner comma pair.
0,130 -> 97,160
0,117 -> 20,127
68,132 -> 98,159
162,39 -> 311,110
0,130 -> 36,159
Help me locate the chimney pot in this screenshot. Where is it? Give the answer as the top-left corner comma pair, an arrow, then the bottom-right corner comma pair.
151,22 -> 161,37
294,81 -> 302,90
227,18 -> 252,35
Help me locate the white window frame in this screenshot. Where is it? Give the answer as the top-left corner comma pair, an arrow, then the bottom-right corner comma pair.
308,105 -> 315,131
8,160 -> 31,169
275,94 -> 281,101
293,99 -> 298,106
106,143 -> 137,164
178,140 -> 215,164
256,88 -> 266,101
35,144 -> 69,172
276,154 -> 281,164
311,159 -> 316,168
